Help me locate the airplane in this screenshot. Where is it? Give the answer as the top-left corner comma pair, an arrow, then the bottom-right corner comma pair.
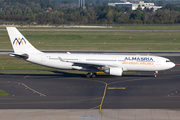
7,27 -> 175,78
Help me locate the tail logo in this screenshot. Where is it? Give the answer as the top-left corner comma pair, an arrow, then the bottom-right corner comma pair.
13,38 -> 26,45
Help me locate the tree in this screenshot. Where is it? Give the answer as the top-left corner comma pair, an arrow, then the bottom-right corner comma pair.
135,10 -> 143,20
17,9 -> 22,15
106,10 -> 114,22
157,1 -> 163,6
40,0 -> 50,8
6,11 -> 10,15
52,2 -> 58,10
137,5 -> 142,11
62,1 -> 70,4
24,7 -> 33,16
130,10 -> 143,21
114,12 -> 129,24
82,17 -> 88,24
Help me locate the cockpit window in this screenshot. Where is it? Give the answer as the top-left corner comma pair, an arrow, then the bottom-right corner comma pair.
166,60 -> 171,62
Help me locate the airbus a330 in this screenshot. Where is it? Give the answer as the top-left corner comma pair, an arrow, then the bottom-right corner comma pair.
7,27 -> 175,78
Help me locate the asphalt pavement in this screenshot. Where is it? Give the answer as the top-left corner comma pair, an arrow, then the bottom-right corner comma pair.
0,65 -> 180,109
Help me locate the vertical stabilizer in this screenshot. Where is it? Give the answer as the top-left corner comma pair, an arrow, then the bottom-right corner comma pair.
7,27 -> 41,53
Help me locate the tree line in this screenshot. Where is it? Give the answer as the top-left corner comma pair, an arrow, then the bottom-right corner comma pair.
1,0 -> 180,25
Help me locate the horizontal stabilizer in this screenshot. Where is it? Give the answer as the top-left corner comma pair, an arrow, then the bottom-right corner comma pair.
10,53 -> 29,59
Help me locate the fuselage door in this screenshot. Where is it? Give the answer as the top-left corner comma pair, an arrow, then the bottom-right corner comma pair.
79,57 -> 82,61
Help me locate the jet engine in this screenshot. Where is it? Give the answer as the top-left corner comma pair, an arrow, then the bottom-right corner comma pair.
104,67 -> 123,76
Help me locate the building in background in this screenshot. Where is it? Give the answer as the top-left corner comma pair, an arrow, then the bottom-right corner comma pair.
57,3 -> 78,8
108,1 -> 162,11
79,0 -> 85,9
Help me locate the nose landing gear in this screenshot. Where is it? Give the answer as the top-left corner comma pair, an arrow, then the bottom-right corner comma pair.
154,71 -> 158,78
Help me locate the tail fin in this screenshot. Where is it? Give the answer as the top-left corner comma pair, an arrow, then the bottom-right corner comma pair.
7,27 -> 41,53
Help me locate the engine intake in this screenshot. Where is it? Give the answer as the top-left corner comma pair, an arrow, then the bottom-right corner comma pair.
104,67 -> 123,76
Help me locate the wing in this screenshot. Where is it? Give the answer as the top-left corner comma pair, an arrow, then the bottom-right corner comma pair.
58,57 -> 116,70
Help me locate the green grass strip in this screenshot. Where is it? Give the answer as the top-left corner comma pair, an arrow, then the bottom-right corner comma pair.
1,31 -> 180,51
0,89 -> 11,96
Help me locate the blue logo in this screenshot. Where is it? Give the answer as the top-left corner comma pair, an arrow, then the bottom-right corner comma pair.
13,38 -> 26,45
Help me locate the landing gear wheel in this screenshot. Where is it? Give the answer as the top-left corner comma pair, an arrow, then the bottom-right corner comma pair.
91,73 -> 97,78
86,73 -> 91,78
154,71 -> 158,78
86,73 -> 97,78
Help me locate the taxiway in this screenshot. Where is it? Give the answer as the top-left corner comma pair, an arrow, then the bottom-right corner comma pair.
0,66 -> 180,109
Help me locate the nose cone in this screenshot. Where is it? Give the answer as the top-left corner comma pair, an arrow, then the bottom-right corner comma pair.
165,62 -> 175,70
172,62 -> 175,68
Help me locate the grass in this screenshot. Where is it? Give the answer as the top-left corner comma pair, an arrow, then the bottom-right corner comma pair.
0,89 -> 11,96
1,31 -> 180,51
0,55 -> 52,70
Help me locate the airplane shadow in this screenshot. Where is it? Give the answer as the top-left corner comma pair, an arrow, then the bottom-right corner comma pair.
0,70 -> 154,78
0,70 -> 85,78
51,70 -> 154,78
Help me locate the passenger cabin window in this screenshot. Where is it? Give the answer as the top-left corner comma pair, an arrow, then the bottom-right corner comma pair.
166,60 -> 171,62
86,59 -> 117,61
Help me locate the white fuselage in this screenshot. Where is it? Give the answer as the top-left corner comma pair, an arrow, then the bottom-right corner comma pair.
26,53 -> 175,72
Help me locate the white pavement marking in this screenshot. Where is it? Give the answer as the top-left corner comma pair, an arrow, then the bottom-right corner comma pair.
21,83 -> 46,97
0,81 -> 46,97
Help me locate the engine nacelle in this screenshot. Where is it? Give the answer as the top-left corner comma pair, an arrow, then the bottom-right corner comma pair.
104,67 -> 123,76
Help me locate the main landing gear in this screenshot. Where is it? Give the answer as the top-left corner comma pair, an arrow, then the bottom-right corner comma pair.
154,71 -> 158,78
86,73 -> 97,78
